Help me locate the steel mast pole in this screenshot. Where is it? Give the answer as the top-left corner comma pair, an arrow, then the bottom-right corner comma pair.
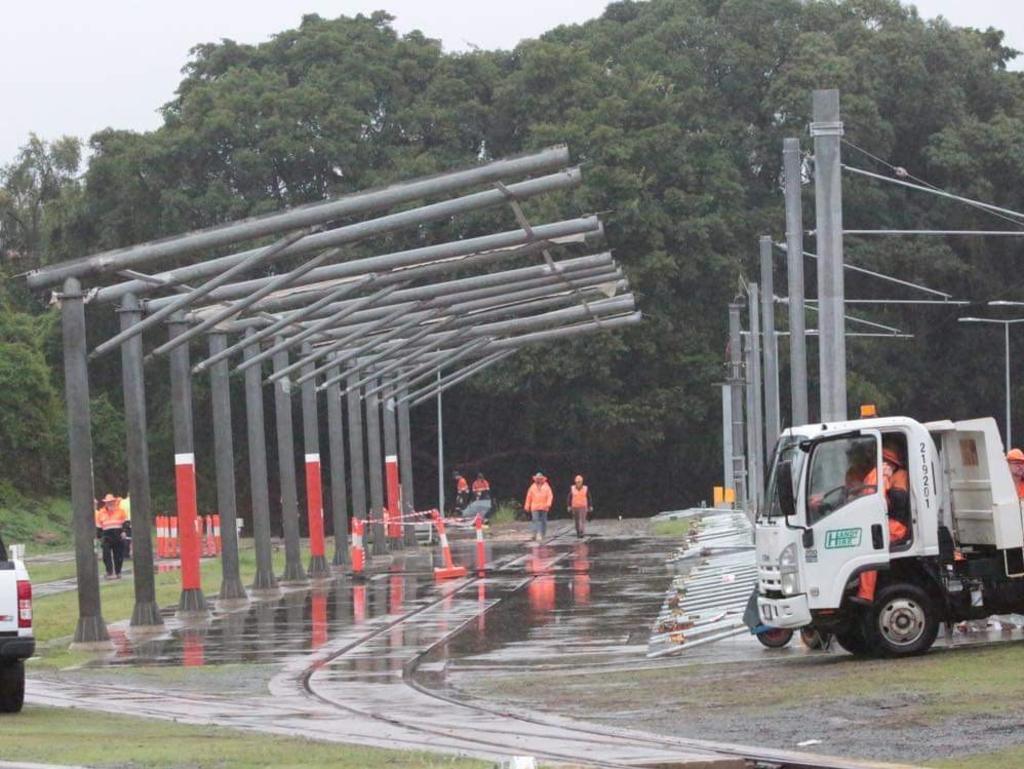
242,330 -> 278,593
119,294 -> 162,627
728,304 -> 747,511
167,314 -> 207,614
346,372 -> 369,545
437,370 -> 445,514
1007,323 -> 1013,448
812,88 -> 847,421
364,376 -> 387,555
721,384 -> 733,503
748,284 -> 765,512
397,378 -> 417,546
208,332 -> 246,600
325,356 -> 350,567
783,137 -> 809,425
382,380 -> 403,550
300,343 -> 330,577
62,278 -> 109,645
760,236 -> 781,445
272,344 -> 307,583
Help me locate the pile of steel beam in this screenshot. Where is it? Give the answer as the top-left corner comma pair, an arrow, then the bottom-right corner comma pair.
25,146 -> 642,646
647,510 -> 757,658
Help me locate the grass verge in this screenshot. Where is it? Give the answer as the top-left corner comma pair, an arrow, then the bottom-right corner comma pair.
649,519 -> 694,538
3,705 -> 487,769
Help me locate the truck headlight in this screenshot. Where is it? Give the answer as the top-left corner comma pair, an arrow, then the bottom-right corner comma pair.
780,543 -> 800,596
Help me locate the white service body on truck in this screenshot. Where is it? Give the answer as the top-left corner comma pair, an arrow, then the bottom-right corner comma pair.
756,415 -> 1024,657
0,535 -> 34,712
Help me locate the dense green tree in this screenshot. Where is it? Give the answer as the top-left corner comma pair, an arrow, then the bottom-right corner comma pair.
7,2 -> 1024,515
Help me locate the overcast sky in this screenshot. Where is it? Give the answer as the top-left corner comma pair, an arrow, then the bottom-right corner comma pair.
2,0 -> 1021,165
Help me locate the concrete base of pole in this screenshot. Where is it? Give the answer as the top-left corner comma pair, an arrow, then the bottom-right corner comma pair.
72,616 -> 111,645
177,588 -> 208,614
308,555 -> 330,578
218,577 -> 248,601
130,601 -> 164,628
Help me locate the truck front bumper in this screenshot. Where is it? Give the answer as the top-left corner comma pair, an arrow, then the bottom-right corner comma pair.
0,635 -> 35,660
757,594 -> 812,629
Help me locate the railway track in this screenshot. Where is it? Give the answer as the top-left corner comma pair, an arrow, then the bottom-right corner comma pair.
298,525 -> 916,769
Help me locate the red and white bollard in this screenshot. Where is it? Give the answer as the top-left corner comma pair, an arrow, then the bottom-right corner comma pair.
433,509 -> 467,581
174,452 -> 202,598
212,514 -> 222,555
385,454 -> 402,541
350,517 -> 366,577
170,516 -> 179,558
155,516 -> 166,558
474,514 -> 487,573
304,452 -> 328,574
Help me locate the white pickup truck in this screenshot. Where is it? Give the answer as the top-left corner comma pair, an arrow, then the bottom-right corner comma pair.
0,533 -> 34,712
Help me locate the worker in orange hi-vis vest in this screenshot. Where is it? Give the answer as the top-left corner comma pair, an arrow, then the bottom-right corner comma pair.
94,493 -> 130,579
1008,449 -> 1024,499
856,447 -> 910,604
566,475 -> 593,539
523,472 -> 553,543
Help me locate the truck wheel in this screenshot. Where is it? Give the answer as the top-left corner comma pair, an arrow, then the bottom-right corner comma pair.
862,583 -> 939,657
756,628 -> 793,648
0,660 -> 25,713
834,622 -> 872,656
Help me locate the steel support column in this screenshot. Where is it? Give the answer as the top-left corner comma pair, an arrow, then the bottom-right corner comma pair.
168,314 -> 207,614
243,331 -> 278,593
62,278 -> 109,645
760,236 -> 781,446
728,304 -> 747,511
272,344 -> 307,583
364,377 -> 387,555
812,89 -> 847,421
783,137 -> 809,425
119,294 -> 162,626
397,380 -> 417,547
346,372 -> 369,547
208,332 -> 246,601
300,343 -> 330,577
325,356 -> 350,567
382,380 -> 403,549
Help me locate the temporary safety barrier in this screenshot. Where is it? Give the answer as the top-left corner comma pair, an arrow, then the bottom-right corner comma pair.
474,514 -> 487,573
432,510 -> 467,580
350,517 -> 366,576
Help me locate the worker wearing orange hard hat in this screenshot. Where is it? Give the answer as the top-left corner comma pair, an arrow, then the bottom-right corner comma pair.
856,444 -> 910,604
94,493 -> 130,579
1008,449 -> 1024,500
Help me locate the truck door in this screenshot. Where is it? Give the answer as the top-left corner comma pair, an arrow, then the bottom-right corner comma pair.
801,430 -> 889,609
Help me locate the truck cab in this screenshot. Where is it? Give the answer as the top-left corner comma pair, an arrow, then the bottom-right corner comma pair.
0,533 -> 34,712
756,415 -> 1024,657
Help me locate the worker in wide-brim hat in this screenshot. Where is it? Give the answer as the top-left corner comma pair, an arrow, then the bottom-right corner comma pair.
524,472 -> 553,543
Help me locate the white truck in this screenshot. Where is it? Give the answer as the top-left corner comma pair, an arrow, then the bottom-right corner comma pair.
756,415 -> 1024,657
0,533 -> 34,712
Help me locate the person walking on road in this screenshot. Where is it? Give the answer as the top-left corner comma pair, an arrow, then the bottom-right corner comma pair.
95,493 -> 130,579
566,475 -> 593,538
524,472 -> 553,543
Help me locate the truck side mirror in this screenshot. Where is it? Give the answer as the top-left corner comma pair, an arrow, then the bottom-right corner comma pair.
777,459 -> 796,519
802,528 -> 814,548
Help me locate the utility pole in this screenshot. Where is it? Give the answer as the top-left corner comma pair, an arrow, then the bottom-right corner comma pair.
783,137 -> 809,425
272,344 -> 307,583
727,304 -> 747,511
325,356 -> 349,567
748,283 -> 765,505
721,384 -> 733,499
62,277 -> 109,645
243,331 -> 278,593
760,236 -> 781,445
812,88 -> 847,421
300,343 -> 330,577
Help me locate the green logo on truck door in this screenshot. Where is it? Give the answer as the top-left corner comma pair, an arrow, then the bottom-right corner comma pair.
824,528 -> 862,549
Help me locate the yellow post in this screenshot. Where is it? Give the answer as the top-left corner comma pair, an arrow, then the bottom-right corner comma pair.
713,486 -> 724,506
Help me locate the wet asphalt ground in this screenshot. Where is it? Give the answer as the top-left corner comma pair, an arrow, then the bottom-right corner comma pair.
25,522 -> 932,768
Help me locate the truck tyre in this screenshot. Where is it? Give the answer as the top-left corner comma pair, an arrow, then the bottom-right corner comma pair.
756,628 -> 793,648
0,660 -> 25,713
862,583 -> 939,657
834,622 -> 872,656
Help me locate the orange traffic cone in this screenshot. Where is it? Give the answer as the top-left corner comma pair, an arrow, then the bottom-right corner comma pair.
433,510 -> 467,581
350,517 -> 366,577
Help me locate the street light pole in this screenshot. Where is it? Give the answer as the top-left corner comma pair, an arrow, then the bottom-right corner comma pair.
958,314 -> 1024,447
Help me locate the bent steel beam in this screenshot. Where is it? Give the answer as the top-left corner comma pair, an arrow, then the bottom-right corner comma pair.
28,146 -> 571,290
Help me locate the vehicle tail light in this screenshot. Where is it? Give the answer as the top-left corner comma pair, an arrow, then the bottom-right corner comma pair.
17,579 -> 32,628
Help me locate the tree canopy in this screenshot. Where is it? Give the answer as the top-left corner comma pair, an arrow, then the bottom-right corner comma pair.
3,0 -> 1024,516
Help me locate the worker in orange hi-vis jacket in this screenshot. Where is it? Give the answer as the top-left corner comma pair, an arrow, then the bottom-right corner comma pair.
566,475 -> 593,539
523,472 -> 553,543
